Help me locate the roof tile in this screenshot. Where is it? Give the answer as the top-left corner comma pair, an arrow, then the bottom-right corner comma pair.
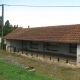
4,24 -> 80,43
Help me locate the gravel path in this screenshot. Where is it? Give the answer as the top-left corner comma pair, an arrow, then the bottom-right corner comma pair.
0,58 -> 35,71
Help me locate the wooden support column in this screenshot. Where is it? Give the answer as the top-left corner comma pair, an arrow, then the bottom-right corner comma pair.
58,43 -> 60,61
50,55 -> 51,60
43,42 -> 45,58
58,53 -> 60,61
31,53 -> 33,56
66,54 -> 68,63
22,40 -> 23,54
36,53 -> 38,57
58,57 -> 60,61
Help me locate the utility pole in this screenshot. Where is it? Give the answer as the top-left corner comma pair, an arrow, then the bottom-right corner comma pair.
1,4 -> 4,49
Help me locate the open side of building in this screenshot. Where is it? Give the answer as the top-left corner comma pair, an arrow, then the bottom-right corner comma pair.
4,24 -> 80,66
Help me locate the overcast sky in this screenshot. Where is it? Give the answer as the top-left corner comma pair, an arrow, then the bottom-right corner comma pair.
0,0 -> 80,28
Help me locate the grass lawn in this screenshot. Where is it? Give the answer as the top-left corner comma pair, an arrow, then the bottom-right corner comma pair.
0,60 -> 58,80
0,50 -> 80,80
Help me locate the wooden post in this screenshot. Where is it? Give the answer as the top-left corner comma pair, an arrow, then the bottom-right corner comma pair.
22,40 -> 23,54
58,57 -> 59,61
66,54 -> 68,63
58,43 -> 60,61
31,53 -> 33,56
66,59 -> 68,63
43,42 -> 45,58
50,55 -> 51,60
58,53 -> 60,61
36,53 -> 38,57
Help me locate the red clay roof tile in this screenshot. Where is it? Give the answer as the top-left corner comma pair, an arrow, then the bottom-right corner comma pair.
4,24 -> 80,43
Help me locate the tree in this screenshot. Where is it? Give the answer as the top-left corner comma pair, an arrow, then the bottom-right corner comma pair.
14,25 -> 18,29
0,19 -> 18,36
0,16 -> 2,36
5,20 -> 10,27
0,16 -> 2,26
3,20 -> 18,36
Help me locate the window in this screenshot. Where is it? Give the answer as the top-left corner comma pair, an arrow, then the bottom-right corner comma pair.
69,43 -> 77,53
46,42 -> 58,52
30,41 -> 38,49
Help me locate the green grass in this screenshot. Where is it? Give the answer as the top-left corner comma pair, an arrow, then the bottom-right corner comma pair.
0,60 -> 58,80
0,50 -> 79,80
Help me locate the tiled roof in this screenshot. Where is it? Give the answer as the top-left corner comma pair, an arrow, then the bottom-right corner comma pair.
4,24 -> 80,43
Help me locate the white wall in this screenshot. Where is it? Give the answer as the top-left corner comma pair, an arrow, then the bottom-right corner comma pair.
11,40 -> 22,49
27,41 -> 43,52
38,42 -> 43,52
6,39 -> 27,52
77,44 -> 80,66
59,43 -> 69,55
27,41 -> 30,50
26,41 -> 76,56
6,40 -> 77,56
6,39 -> 11,52
44,42 -> 59,53
23,40 -> 27,50
44,43 -> 70,55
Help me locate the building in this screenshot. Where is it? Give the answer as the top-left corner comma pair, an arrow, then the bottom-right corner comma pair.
4,24 -> 80,66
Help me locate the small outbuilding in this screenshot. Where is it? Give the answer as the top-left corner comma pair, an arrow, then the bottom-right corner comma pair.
4,24 -> 80,66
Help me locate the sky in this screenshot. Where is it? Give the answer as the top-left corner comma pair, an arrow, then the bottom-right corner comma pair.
0,0 -> 80,28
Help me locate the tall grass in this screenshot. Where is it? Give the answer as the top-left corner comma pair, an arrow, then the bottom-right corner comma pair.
0,60 -> 58,80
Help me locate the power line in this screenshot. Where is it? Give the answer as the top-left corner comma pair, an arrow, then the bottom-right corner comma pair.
3,4 -> 80,7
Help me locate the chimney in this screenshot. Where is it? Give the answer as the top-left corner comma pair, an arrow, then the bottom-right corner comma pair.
28,25 -> 30,28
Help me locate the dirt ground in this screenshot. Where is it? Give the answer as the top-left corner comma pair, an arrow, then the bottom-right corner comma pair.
0,50 -> 80,80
